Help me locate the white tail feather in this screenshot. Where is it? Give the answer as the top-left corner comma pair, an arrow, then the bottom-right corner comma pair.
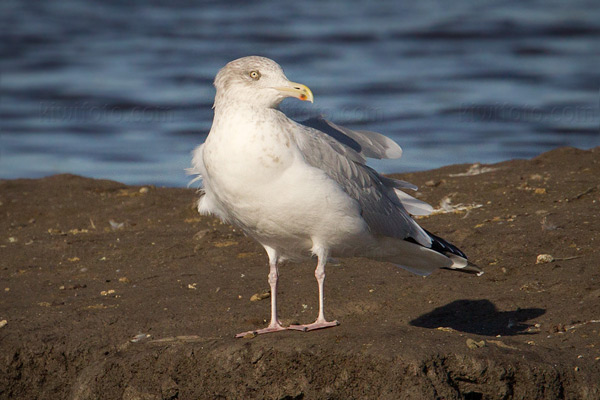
393,189 -> 434,216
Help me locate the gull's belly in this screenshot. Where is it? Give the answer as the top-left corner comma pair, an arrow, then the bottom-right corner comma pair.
204,137 -> 369,257
247,162 -> 370,257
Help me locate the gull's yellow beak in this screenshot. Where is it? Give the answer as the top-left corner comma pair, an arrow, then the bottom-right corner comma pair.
274,82 -> 314,103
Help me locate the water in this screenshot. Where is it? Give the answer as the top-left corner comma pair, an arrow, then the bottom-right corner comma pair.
1,0 -> 599,187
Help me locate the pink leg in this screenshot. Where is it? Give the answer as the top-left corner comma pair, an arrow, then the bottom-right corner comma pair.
236,246 -> 287,338
288,247 -> 339,332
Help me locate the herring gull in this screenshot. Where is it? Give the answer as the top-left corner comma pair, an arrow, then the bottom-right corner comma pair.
190,56 -> 482,338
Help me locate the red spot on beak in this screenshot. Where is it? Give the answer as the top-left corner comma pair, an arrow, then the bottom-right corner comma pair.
300,94 -> 307,101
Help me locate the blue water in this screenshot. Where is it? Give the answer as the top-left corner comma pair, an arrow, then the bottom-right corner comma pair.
1,0 -> 599,187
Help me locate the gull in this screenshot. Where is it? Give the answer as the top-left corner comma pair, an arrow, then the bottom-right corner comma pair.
190,56 -> 482,338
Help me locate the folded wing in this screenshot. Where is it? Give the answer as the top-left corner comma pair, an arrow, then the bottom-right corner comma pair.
289,116 -> 432,247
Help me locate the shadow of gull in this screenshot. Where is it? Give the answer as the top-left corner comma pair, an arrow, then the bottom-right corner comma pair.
410,299 -> 545,336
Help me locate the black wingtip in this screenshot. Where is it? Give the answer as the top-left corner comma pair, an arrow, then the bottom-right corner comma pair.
405,229 -> 483,275
423,229 -> 467,259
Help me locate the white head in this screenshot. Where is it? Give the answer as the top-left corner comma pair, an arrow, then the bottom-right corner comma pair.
213,56 -> 313,109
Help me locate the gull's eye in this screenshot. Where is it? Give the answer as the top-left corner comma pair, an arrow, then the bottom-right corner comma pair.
249,70 -> 261,80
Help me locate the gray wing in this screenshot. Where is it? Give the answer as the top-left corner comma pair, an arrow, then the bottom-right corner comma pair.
286,116 -> 432,246
299,116 -> 404,160
298,116 -> 416,192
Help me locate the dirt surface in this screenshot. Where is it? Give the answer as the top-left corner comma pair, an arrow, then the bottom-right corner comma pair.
1,146 -> 599,399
